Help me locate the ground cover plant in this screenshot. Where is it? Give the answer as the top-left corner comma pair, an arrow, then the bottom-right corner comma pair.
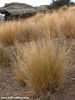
0,6 -> 75,46
14,40 -> 66,92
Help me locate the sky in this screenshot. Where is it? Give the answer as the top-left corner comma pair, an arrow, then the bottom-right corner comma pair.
0,0 -> 50,7
0,0 -> 75,7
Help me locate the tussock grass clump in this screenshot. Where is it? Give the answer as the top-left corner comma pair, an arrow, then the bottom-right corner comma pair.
38,13 -> 59,39
57,12 -> 75,38
0,20 -> 43,45
14,40 -> 66,92
17,22 -> 43,42
59,5 -> 68,11
0,21 -> 21,45
68,6 -> 75,13
26,13 -> 45,22
0,44 -> 10,68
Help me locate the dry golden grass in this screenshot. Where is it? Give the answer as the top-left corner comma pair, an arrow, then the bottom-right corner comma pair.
0,6 -> 75,45
0,44 -> 10,68
57,12 -> 75,37
68,6 -> 75,13
17,22 -> 43,42
59,5 -> 68,12
14,40 -> 66,92
0,21 -> 42,45
0,21 -> 21,45
38,12 -> 59,39
0,6 -> 75,94
26,13 -> 45,22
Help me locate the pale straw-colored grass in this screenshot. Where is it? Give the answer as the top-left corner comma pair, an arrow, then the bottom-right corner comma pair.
14,40 -> 66,92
